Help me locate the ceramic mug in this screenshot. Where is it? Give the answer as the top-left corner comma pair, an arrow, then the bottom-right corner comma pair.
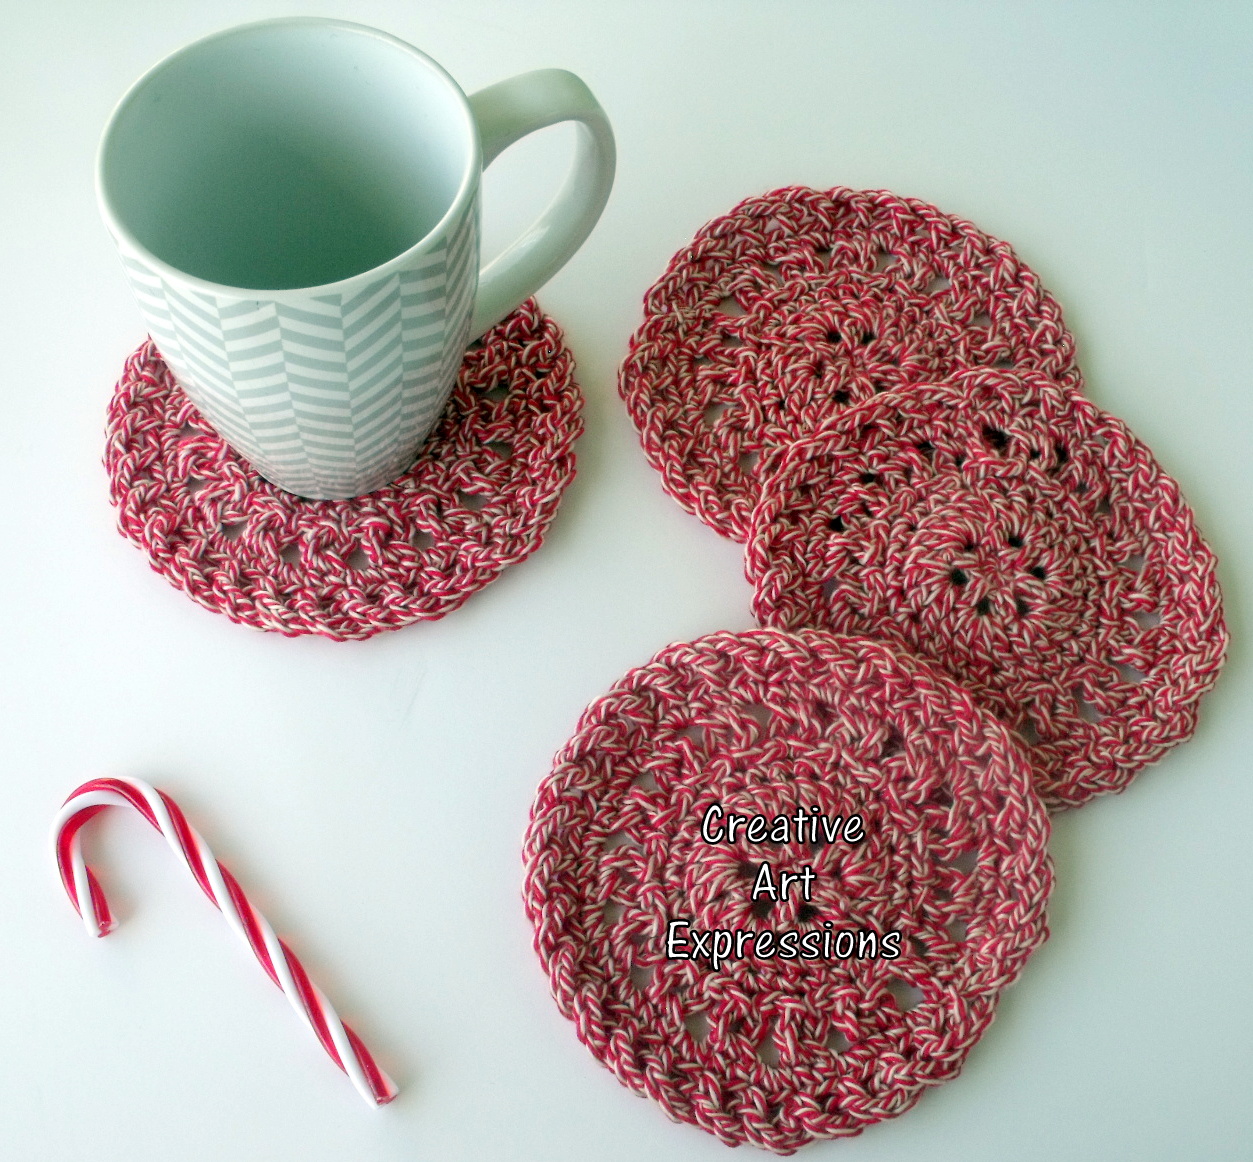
97,17 -> 614,499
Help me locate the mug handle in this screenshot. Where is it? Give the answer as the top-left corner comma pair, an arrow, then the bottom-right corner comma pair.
467,69 -> 616,338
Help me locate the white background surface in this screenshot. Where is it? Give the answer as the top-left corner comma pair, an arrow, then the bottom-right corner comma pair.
2,2 -> 1250,1159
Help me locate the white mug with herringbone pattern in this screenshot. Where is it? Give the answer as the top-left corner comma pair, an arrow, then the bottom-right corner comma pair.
98,18 -> 615,498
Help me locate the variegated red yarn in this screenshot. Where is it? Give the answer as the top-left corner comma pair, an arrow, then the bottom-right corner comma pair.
524,629 -> 1052,1154
747,368 -> 1228,809
619,186 -> 1079,541
105,300 -> 582,640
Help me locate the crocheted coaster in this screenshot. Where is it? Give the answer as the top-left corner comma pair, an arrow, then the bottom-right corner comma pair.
619,186 -> 1079,541
524,629 -> 1052,1154
106,301 -> 582,641
747,368 -> 1227,810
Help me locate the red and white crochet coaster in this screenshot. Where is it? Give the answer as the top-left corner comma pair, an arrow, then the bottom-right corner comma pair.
105,301 -> 582,641
747,368 -> 1228,810
619,186 -> 1079,541
524,629 -> 1052,1154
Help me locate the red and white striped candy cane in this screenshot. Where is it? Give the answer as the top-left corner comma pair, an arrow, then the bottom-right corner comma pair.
53,776 -> 397,1107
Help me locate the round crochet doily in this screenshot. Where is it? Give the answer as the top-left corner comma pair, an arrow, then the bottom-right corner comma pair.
619,186 -> 1079,541
524,629 -> 1052,1154
747,368 -> 1228,809
106,300 -> 582,640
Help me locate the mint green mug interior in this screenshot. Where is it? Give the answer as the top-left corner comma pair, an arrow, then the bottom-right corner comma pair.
99,21 -> 474,291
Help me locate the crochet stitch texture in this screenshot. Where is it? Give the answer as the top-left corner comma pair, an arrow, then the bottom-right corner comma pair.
105,301 -> 582,640
524,629 -> 1052,1153
747,368 -> 1228,809
619,186 -> 1079,541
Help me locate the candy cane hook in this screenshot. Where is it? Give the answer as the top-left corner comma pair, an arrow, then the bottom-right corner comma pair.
52,776 -> 397,1107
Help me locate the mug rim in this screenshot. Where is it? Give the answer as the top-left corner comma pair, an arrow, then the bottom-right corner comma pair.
96,16 -> 481,301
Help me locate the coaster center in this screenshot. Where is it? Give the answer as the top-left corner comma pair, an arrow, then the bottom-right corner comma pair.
891,462 -> 1109,655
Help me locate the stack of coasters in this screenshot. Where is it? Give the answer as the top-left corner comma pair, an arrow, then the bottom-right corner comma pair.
617,186 -> 1226,805
525,187 -> 1227,1150
105,300 -> 583,641
524,630 -> 1052,1153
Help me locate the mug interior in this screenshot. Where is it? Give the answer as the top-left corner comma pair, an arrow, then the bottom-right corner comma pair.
100,21 -> 474,291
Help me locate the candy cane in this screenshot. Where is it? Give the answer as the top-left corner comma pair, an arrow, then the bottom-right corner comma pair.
52,776 -> 397,1107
